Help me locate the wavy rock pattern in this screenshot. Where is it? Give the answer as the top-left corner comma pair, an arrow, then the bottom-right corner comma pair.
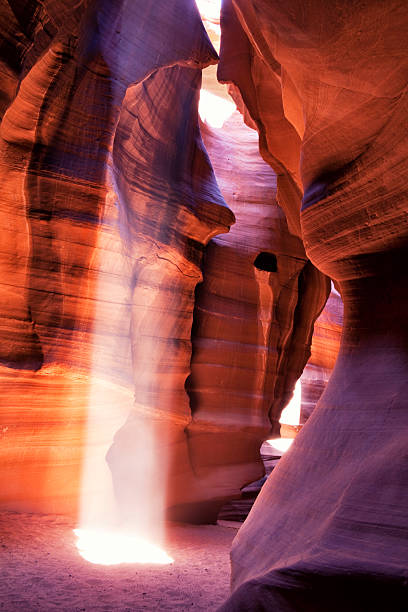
300,286 -> 343,424
0,0 -> 341,527
0,0 -> 233,516
218,1 -> 408,610
182,112 -> 329,521
106,64 -> 235,524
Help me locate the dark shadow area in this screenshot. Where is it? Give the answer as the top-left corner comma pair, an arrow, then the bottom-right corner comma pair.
253,252 -> 277,272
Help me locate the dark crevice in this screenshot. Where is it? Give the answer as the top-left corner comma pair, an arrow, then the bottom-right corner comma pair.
254,251 -> 277,272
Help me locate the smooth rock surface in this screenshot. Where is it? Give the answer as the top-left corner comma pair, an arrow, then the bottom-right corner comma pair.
218,1 -> 408,609
300,285 -> 343,424
0,0 -> 335,523
182,111 -> 329,521
0,0 -> 233,518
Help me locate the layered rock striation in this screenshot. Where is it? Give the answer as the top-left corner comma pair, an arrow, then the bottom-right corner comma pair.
183,112 -> 329,521
218,1 -> 408,609
0,0 -> 233,516
300,285 -> 343,424
0,0 -> 340,527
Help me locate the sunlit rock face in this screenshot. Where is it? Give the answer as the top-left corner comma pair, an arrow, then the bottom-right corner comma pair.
0,0 -> 233,517
218,1 -> 408,610
0,0 -> 337,526
179,111 -> 329,522
106,63 -> 234,527
300,286 -> 343,424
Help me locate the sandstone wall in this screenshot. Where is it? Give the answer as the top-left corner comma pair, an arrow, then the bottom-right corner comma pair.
183,112 -> 329,521
0,0 -> 337,526
218,1 -> 408,609
0,0 -> 233,517
300,286 -> 343,424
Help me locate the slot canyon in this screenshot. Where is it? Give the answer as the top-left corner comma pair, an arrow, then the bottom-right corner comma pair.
0,1 -> 406,610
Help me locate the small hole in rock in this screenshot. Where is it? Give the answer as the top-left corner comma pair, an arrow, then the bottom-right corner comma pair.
253,252 -> 277,272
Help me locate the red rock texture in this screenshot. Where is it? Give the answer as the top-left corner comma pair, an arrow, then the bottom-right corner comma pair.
181,112 -> 329,521
0,0 -> 336,524
0,0 -> 233,516
105,63 -> 235,525
300,286 -> 343,424
218,1 -> 408,609
0,0 -> 349,535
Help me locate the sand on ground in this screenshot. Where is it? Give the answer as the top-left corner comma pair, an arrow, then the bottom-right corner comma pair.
0,512 -> 237,611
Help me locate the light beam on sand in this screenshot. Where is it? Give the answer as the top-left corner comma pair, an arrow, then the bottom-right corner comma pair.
76,180 -> 171,565
74,529 -> 173,565
199,89 -> 235,128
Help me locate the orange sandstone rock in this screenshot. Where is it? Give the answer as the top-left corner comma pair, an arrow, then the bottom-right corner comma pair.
178,111 -> 329,521
218,1 -> 408,609
0,0 -> 232,517
0,0 -> 338,527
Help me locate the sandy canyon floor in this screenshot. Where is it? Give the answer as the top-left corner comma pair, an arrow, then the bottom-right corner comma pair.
0,512 -> 237,611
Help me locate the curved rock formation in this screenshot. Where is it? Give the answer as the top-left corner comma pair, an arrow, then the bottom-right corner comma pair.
106,63 -> 234,527
182,111 -> 329,521
218,1 -> 408,609
300,285 -> 343,424
0,0 -> 351,535
0,0 -> 336,524
0,0 -> 233,517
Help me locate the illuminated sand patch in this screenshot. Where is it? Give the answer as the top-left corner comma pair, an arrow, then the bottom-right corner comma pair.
266,438 -> 294,454
199,89 -> 235,128
74,528 -> 174,565
1,513 -> 234,610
